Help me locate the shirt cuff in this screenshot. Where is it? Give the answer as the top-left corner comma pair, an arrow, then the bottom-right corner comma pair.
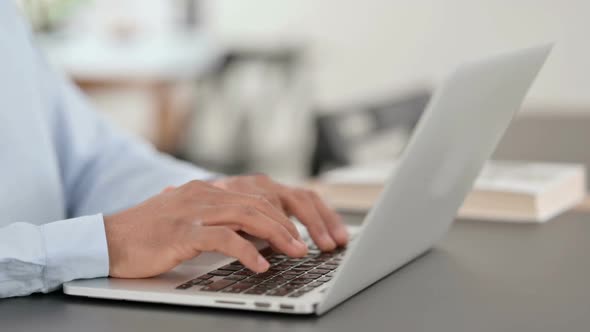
40,214 -> 109,288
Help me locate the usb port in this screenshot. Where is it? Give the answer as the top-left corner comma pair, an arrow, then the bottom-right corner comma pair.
280,304 -> 295,310
254,302 -> 271,308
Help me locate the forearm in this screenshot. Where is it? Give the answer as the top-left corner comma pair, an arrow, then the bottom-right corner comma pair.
68,139 -> 218,216
0,215 -> 108,298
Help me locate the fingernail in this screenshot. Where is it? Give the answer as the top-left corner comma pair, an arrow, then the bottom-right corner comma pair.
291,238 -> 307,250
335,227 -> 349,242
322,233 -> 337,249
257,256 -> 269,271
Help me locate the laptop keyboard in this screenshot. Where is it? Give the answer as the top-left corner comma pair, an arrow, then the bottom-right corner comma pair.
175,244 -> 347,298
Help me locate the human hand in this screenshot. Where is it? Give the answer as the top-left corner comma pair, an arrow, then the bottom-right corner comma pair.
210,174 -> 348,251
103,180 -> 308,278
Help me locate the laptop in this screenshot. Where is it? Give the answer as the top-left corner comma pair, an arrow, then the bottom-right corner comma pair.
64,44 -> 551,315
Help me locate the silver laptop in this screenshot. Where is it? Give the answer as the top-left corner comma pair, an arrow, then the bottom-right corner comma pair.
64,45 -> 551,315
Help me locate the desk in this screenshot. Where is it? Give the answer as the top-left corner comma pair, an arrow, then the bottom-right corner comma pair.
2,212 -> 590,332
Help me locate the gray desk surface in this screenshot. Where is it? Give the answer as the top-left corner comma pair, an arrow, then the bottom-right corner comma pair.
2,212 -> 590,332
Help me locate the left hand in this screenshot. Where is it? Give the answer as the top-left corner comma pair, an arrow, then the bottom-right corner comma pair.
166,175 -> 347,250
208,174 -> 348,251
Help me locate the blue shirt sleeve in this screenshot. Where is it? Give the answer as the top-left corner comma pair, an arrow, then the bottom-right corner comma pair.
0,215 -> 108,298
48,69 -> 216,217
0,2 -> 216,298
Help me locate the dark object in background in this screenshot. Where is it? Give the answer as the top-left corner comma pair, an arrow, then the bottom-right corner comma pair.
182,45 -> 314,177
312,89 -> 431,175
181,0 -> 200,29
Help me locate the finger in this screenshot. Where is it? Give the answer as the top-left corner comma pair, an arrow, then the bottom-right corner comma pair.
225,192 -> 302,240
309,191 -> 348,246
187,179 -> 299,239
262,193 -> 284,211
280,188 -> 337,251
194,226 -> 269,273
199,205 -> 307,258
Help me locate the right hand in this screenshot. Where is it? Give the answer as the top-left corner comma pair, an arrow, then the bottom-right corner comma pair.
103,180 -> 308,278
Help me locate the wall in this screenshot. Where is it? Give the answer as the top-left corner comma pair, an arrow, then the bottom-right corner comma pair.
203,0 -> 590,110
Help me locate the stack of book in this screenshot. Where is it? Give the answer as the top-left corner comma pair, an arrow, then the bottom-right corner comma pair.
310,161 -> 587,223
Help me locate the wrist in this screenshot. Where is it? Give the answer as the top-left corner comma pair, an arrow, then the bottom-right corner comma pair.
103,214 -> 123,277
41,215 -> 109,284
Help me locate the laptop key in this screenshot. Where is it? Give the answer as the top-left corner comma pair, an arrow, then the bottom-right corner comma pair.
267,276 -> 289,284
244,288 -> 267,295
187,279 -> 212,287
303,273 -> 322,279
175,283 -> 192,290
272,275 -> 296,281
274,263 -> 295,269
253,271 -> 277,279
193,274 -> 213,280
278,261 -> 299,266
297,274 -> 317,281
252,284 -> 276,290
208,270 -> 234,277
320,264 -> 338,270
223,275 -> 247,281
288,291 -> 306,298
307,281 -> 324,288
299,286 -> 316,292
201,279 -> 236,292
221,288 -> 243,294
289,279 -> 311,285
218,264 -> 243,271
313,268 -> 331,275
190,279 -> 205,285
286,258 -> 306,263
266,287 -> 295,297
221,282 -> 254,293
298,261 -> 317,266
292,266 -> 312,272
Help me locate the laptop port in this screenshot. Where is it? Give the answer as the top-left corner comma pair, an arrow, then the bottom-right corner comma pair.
215,300 -> 245,305
254,302 -> 271,308
279,304 -> 295,310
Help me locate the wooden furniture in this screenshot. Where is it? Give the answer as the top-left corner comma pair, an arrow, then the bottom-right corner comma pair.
40,33 -> 220,153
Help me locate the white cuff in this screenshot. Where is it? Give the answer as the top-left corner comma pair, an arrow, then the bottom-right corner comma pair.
40,214 -> 109,288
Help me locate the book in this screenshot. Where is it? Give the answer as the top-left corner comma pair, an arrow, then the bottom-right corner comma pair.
310,161 -> 587,223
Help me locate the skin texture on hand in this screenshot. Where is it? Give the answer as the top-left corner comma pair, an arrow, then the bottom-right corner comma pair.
210,175 -> 349,250
104,176 -> 348,279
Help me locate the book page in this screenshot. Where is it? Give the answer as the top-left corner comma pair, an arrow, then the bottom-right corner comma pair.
322,160 -> 585,195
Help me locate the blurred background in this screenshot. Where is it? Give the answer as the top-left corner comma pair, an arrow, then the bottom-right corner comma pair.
17,0 -> 590,183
